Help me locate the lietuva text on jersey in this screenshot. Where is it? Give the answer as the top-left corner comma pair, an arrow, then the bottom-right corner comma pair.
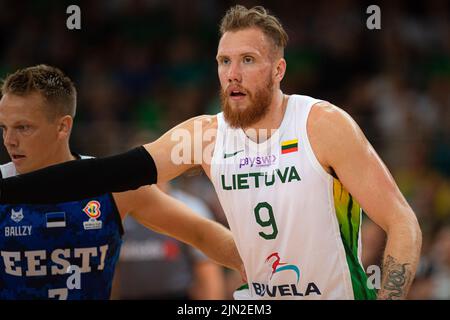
0,194 -> 123,300
221,166 -> 301,190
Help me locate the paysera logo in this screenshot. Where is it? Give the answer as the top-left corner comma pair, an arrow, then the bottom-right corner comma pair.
239,155 -> 277,169
251,252 -> 322,297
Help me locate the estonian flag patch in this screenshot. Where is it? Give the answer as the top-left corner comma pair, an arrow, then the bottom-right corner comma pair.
46,212 -> 66,228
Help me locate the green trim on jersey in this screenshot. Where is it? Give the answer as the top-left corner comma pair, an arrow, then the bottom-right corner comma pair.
235,283 -> 249,291
333,178 -> 377,300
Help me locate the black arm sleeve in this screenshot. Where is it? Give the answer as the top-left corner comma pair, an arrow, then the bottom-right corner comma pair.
0,146 -> 157,204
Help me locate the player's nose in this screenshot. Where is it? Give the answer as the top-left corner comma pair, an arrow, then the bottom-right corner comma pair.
227,61 -> 242,83
3,129 -> 19,148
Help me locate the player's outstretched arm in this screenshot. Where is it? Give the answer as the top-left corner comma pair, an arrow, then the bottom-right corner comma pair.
144,114 -> 217,182
0,146 -> 157,204
308,102 -> 422,300
0,116 -> 209,204
115,185 -> 245,277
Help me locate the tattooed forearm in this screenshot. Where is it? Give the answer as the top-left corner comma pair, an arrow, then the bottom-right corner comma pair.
378,255 -> 412,300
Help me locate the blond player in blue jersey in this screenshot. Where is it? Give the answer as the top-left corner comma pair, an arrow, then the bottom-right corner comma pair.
0,65 -> 242,299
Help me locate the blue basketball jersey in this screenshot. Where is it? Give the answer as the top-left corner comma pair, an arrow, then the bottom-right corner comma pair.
0,161 -> 123,300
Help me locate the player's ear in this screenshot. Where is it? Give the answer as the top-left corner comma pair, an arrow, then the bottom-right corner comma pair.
57,115 -> 73,138
274,57 -> 286,82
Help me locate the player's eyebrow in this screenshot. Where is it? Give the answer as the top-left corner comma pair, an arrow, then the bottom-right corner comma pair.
216,54 -> 226,61
216,52 -> 259,61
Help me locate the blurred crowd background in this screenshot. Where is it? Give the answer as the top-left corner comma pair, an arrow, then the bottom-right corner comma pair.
0,0 -> 449,299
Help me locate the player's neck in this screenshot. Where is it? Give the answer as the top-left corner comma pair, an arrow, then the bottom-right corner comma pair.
243,90 -> 288,143
58,144 -> 77,163
45,144 -> 76,168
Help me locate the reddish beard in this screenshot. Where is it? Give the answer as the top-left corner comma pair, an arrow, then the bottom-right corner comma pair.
221,78 -> 273,129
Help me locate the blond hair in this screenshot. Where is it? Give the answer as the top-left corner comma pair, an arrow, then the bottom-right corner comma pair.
219,5 -> 288,57
1,64 -> 76,119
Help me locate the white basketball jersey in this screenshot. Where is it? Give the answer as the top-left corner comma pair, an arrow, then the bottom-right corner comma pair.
210,94 -> 376,300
